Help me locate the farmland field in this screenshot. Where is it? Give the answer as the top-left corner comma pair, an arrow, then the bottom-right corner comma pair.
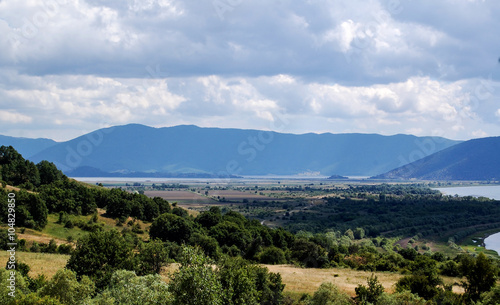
144,190 -> 216,205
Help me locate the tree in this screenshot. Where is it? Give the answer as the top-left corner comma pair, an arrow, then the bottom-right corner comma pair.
354,228 -> 365,240
66,230 -> 134,289
459,252 -> 498,302
149,213 -> 194,244
196,209 -> 222,228
0,145 -> 40,187
189,232 -> 221,259
169,246 -> 224,305
209,221 -> 251,251
355,274 -> 384,304
38,269 -> 95,305
218,257 -> 259,305
395,255 -> 443,300
258,247 -> 287,265
89,270 -> 172,305
36,160 -> 65,185
135,239 -> 169,275
291,238 -> 328,268
309,282 -> 354,305
478,284 -> 500,305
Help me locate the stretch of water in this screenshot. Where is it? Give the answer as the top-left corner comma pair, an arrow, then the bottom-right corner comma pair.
435,185 -> 500,200
435,185 -> 500,254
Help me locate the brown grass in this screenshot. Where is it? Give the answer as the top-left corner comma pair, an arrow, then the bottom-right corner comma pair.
145,190 -> 215,204
265,265 -> 464,297
0,252 -> 69,279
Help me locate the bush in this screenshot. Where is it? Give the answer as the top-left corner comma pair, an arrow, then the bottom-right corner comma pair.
259,246 -> 287,265
89,270 -> 172,305
38,269 -> 95,305
310,282 -> 354,305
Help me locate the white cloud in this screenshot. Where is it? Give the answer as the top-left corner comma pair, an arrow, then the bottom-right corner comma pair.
0,110 -> 32,123
1,0 -> 500,140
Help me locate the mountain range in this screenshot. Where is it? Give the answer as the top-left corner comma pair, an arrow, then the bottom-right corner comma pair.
0,124 -> 461,177
375,136 -> 500,181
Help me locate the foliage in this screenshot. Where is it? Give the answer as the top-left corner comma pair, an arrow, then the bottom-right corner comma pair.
355,274 -> 384,305
395,255 -> 444,300
376,291 -> 429,305
38,269 -> 95,305
135,239 -> 169,275
88,270 -> 172,305
169,246 -> 224,305
66,230 -> 134,289
477,284 -> 500,305
258,246 -> 287,265
459,252 -> 498,302
308,282 -> 354,305
149,213 -> 194,244
0,268 -> 30,304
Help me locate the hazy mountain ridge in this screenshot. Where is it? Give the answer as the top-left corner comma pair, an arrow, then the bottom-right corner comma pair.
375,136 -> 500,180
0,135 -> 57,158
2,124 -> 460,177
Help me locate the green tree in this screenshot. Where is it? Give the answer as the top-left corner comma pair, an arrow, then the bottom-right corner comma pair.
0,145 -> 40,187
258,247 -> 287,265
395,255 -> 443,300
291,238 -> 328,268
149,213 -> 194,244
354,228 -> 365,240
0,268 -> 30,304
89,270 -> 172,305
135,239 -> 169,275
66,230 -> 134,289
36,160 -> 65,185
218,256 -> 259,305
189,232 -> 221,259
309,282 -> 354,305
209,221 -> 251,251
169,246 -> 224,305
355,274 -> 384,305
459,252 -> 498,302
478,284 -> 500,305
38,269 -> 95,305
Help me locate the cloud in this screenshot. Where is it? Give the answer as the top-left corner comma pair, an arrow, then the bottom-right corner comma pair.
0,0 -> 498,84
0,0 -> 499,140
0,110 -> 32,123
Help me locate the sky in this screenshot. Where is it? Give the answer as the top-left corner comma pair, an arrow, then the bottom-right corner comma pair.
1,0 -> 500,142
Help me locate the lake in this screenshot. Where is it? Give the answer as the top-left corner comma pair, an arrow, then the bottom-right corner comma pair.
435,185 -> 500,254
435,185 -> 500,200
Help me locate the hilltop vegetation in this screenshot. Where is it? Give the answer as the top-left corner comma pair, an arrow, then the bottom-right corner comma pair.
1,145 -> 500,304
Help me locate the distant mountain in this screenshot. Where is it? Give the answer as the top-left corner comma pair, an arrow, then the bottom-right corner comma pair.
0,135 -> 57,159
374,136 -> 500,180
26,124 -> 459,177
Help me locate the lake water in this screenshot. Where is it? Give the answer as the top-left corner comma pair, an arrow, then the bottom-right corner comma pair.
435,185 -> 500,200
484,232 -> 500,255
435,185 -> 500,254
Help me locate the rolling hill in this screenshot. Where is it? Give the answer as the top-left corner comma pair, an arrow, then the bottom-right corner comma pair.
374,136 -> 500,180
22,124 -> 459,177
0,135 -> 57,158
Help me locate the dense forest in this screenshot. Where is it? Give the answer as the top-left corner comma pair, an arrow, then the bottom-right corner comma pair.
1,145 -> 500,304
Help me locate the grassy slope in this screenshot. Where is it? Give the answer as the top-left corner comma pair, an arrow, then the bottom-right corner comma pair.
0,251 -> 464,297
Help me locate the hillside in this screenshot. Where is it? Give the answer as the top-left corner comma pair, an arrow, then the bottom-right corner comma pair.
0,135 -> 57,158
375,136 -> 500,180
26,124 -> 459,177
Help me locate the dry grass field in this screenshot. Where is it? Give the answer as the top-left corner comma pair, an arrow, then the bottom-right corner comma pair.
0,252 -> 70,279
144,190 -> 216,205
0,253 -> 464,297
265,265 -> 464,297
